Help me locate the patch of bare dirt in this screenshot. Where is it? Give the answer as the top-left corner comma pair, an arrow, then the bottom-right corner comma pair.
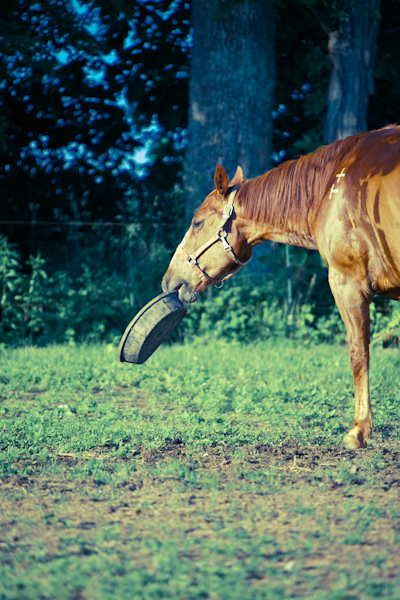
134,438 -> 400,491
2,440 -> 400,597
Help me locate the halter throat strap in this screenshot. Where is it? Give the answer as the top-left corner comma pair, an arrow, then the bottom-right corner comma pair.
177,186 -> 250,286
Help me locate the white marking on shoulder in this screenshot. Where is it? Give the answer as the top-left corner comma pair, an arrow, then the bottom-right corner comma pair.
336,168 -> 346,182
329,184 -> 340,200
329,168 -> 346,200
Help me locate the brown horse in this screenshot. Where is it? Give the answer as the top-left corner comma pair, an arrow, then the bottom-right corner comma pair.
162,125 -> 400,450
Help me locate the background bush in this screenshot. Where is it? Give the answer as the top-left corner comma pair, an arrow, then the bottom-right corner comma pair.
1,233 -> 399,349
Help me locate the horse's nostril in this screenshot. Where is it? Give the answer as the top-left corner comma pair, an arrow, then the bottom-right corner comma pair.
161,275 -> 170,293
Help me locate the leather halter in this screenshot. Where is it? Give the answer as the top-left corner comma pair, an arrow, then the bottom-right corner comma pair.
176,186 -> 251,288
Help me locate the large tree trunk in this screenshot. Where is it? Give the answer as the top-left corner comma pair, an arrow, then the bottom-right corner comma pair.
324,0 -> 381,144
184,0 -> 275,221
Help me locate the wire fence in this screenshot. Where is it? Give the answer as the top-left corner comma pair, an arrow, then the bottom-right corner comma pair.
0,220 -> 182,228
0,218 -> 182,280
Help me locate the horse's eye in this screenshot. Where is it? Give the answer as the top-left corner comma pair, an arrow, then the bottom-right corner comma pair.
192,220 -> 203,231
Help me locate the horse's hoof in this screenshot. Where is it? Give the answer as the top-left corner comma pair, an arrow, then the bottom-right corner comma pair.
343,432 -> 367,450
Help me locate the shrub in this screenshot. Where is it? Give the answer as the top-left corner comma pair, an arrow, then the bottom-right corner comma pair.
0,234 -> 399,348
0,235 -> 164,345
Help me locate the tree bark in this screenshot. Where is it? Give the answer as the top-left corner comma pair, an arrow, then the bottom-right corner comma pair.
324,0 -> 381,144
184,0 -> 275,221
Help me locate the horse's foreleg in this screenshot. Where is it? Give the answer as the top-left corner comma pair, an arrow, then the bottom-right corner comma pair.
328,269 -> 373,449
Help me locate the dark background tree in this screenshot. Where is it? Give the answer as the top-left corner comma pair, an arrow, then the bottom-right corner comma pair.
183,0 -> 275,220
322,0 -> 381,143
273,0 -> 400,153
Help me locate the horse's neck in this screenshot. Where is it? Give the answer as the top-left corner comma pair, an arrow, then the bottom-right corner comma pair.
242,159 -> 327,251
260,227 -> 318,250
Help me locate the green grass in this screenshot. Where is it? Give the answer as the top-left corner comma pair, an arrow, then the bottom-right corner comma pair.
1,339 -> 400,466
1,340 -> 400,599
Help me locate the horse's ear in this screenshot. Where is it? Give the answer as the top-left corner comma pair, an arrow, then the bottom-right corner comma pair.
214,165 -> 229,195
230,165 -> 244,186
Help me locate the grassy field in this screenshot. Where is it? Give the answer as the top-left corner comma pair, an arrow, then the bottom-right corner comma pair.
1,339 -> 400,599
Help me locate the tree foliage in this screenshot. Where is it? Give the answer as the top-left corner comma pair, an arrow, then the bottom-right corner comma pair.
0,0 -> 190,256
2,0 -> 400,238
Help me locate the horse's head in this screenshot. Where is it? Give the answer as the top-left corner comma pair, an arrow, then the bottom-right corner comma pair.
162,165 -> 253,303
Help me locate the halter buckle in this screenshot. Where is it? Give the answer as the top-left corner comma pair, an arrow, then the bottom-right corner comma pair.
187,255 -> 197,267
222,205 -> 234,218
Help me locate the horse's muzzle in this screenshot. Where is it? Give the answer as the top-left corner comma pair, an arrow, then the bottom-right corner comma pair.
177,283 -> 199,303
162,272 -> 199,304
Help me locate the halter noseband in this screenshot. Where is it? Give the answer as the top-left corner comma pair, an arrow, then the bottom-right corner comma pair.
176,186 -> 250,288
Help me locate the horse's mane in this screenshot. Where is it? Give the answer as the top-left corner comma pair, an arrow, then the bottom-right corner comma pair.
236,131 -> 370,235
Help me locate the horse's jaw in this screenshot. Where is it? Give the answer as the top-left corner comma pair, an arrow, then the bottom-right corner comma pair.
178,283 -> 199,304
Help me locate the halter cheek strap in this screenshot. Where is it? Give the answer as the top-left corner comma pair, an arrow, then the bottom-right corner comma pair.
177,186 -> 251,287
